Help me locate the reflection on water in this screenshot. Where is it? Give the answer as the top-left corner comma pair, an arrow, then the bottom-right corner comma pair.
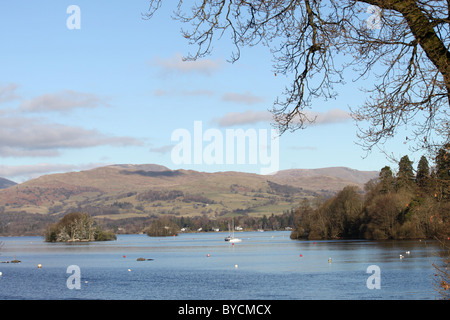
0,232 -> 442,300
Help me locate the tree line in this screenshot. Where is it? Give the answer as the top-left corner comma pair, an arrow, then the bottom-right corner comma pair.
291,147 -> 449,240
140,211 -> 296,237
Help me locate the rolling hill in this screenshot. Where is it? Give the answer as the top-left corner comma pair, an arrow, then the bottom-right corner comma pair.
0,164 -> 378,235
0,164 -> 378,215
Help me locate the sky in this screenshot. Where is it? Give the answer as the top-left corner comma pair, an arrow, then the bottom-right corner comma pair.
0,1 -> 419,182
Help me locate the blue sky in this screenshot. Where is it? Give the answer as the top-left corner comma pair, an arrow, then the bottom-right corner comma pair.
0,1 -> 418,182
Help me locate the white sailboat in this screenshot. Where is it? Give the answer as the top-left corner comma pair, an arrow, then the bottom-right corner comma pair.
225,218 -> 242,243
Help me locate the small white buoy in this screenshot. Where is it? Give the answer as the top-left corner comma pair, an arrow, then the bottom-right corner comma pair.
37,264 -> 42,269
128,269 -> 131,272
328,258 -> 332,263
405,251 -> 410,255
0,271 -> 3,276
399,254 -> 404,259
234,264 -> 238,268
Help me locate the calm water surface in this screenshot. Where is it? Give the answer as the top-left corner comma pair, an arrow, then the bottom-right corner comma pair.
0,232 -> 443,300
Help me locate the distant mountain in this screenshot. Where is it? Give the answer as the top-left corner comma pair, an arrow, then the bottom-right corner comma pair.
0,177 -> 17,189
0,164 -> 378,222
271,167 -> 379,187
108,164 -> 170,172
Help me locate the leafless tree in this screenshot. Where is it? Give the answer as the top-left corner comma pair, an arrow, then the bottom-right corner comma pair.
144,0 -> 449,154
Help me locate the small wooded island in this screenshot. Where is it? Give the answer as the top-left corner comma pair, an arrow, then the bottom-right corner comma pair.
144,217 -> 179,237
44,212 -> 116,242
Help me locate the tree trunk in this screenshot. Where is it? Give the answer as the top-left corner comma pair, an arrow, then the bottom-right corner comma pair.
368,0 -> 450,100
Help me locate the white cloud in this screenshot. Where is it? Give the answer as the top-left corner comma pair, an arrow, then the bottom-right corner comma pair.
0,117 -> 143,158
149,145 -> 174,155
182,89 -> 215,97
212,108 -> 351,128
221,92 -> 264,105
213,110 -> 272,127
152,53 -> 223,76
153,89 -> 169,97
0,162 -> 107,182
19,90 -> 110,113
153,88 -> 216,97
0,83 -> 21,104
310,108 -> 352,124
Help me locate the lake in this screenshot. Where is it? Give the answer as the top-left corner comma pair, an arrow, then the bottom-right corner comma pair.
0,232 -> 444,300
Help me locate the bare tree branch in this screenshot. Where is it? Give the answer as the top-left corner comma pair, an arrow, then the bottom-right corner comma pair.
144,0 -> 450,154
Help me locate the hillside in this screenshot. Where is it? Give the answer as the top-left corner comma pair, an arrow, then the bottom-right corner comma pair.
0,177 -> 17,189
269,167 -> 378,190
0,164 -> 378,235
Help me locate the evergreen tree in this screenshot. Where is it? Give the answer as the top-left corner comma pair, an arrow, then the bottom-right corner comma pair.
379,166 -> 395,193
416,155 -> 430,189
396,155 -> 415,190
435,145 -> 450,180
435,144 -> 450,200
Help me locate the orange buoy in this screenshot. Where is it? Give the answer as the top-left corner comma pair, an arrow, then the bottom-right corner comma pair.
206,254 -> 210,257
299,254 -> 303,257
123,255 -> 126,258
